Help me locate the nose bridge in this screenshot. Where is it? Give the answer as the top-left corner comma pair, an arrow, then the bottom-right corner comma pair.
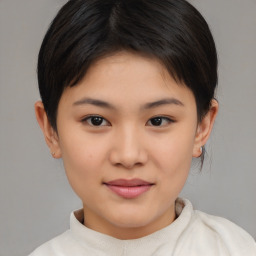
121,124 -> 140,151
109,123 -> 147,168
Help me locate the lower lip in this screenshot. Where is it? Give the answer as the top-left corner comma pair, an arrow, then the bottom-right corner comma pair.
105,184 -> 152,199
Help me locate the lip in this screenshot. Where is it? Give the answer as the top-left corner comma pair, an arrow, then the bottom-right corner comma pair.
104,179 -> 154,199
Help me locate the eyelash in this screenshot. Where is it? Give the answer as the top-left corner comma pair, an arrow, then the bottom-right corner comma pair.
147,116 -> 174,126
81,115 -> 110,127
81,115 -> 175,127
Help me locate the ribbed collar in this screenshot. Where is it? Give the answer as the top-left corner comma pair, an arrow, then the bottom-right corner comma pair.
70,198 -> 193,255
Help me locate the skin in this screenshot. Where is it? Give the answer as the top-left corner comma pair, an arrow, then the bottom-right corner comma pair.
35,51 -> 218,239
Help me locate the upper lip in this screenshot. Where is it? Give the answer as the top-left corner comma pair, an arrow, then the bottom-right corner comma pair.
104,179 -> 153,187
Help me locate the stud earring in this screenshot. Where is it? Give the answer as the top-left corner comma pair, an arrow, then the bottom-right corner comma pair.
51,152 -> 56,156
198,146 -> 203,157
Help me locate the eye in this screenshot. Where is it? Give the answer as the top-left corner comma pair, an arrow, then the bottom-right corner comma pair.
147,116 -> 174,127
82,115 -> 110,126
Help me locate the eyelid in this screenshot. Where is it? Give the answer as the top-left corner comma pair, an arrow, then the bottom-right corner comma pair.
146,116 -> 175,127
81,115 -> 175,127
81,115 -> 111,126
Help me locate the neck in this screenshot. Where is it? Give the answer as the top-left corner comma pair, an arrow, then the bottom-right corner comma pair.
82,205 -> 176,240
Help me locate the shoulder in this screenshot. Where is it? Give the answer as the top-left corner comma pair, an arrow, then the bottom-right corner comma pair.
29,209 -> 86,256
196,210 -> 255,240
174,198 -> 256,255
188,208 -> 256,255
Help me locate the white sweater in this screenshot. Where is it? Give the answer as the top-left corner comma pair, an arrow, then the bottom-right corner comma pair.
29,198 -> 256,256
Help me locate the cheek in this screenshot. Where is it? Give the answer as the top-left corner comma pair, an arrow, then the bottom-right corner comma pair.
150,131 -> 195,170
154,138 -> 193,199
149,127 -> 196,193
58,130 -> 109,187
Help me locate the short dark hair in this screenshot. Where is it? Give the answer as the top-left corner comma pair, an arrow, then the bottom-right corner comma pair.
38,0 -> 218,132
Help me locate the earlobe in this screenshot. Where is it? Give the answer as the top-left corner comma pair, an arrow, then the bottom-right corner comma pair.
34,101 -> 62,158
193,99 -> 218,158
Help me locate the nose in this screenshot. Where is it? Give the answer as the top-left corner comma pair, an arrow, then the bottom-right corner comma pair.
109,126 -> 148,169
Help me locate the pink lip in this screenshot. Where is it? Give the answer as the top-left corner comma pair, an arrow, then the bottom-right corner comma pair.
104,179 -> 154,199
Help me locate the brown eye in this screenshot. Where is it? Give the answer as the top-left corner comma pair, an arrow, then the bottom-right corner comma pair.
90,117 -> 104,126
150,117 -> 163,126
147,116 -> 173,127
82,116 -> 110,126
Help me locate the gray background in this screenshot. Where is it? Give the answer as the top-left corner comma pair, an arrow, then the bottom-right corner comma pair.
0,0 -> 255,255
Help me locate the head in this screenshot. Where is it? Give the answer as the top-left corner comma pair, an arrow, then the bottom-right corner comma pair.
35,0 -> 218,238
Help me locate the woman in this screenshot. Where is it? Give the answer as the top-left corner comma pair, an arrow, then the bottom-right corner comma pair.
30,0 -> 256,255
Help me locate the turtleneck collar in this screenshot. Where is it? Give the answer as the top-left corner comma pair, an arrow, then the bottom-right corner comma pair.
69,198 -> 193,255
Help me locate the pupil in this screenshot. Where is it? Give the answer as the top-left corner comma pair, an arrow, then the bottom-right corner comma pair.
91,117 -> 103,126
151,118 -> 162,126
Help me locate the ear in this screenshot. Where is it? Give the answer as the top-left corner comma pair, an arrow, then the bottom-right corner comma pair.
193,99 -> 219,158
34,101 -> 62,158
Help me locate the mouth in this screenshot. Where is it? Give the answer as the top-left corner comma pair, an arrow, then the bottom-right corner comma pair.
103,179 -> 154,199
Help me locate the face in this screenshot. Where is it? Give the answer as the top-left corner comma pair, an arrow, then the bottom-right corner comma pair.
38,51 -> 216,239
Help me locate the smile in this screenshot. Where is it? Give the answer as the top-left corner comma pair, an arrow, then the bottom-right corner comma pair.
104,179 -> 154,199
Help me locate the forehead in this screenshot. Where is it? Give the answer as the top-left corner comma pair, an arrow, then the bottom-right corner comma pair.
60,51 -> 196,109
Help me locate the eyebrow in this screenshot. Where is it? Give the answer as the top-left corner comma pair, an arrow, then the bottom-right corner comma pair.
73,98 -> 117,109
142,98 -> 184,109
72,97 -> 184,110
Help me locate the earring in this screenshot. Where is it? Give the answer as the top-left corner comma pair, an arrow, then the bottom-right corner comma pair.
198,146 -> 203,157
51,152 -> 56,156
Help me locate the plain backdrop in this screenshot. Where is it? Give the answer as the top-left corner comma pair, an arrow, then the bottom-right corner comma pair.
0,0 -> 255,255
